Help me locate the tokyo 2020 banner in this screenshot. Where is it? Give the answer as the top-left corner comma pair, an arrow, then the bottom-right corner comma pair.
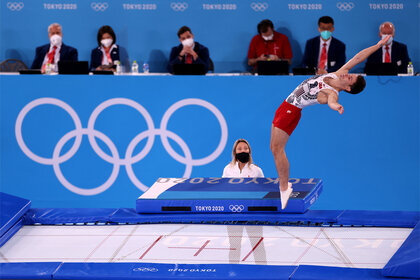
1,0 -> 419,72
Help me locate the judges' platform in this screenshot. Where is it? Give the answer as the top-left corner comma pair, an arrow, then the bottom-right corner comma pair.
136,178 -> 322,214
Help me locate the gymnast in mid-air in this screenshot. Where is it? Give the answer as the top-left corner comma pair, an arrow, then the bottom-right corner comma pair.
270,35 -> 392,209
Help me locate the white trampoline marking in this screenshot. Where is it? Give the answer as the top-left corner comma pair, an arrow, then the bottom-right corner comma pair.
293,228 -> 322,265
84,225 -> 120,262
321,228 -> 354,268
276,226 -> 344,262
110,225 -> 137,262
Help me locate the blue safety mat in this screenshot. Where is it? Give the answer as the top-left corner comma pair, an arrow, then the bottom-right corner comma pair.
136,178 -> 322,214
290,265 -> 408,280
382,221 -> 420,278
23,208 -> 119,225
0,192 -> 31,237
337,210 -> 420,228
0,263 -> 412,280
0,262 -> 62,279
0,218 -> 23,247
22,208 -> 420,228
53,263 -> 297,280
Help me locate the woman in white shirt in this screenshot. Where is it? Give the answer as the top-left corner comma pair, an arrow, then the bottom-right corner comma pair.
222,139 -> 264,178
223,139 -> 266,263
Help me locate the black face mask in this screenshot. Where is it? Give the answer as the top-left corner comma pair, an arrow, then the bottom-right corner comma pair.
236,152 -> 250,163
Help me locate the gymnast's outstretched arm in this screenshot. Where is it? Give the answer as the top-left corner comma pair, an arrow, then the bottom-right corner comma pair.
336,35 -> 391,74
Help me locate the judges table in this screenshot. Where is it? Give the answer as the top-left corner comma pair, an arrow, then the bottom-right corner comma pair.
0,74 -> 418,212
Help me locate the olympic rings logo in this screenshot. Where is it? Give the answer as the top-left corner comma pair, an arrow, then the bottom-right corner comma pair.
91,2 -> 108,11
229,205 -> 245,212
15,98 -> 228,196
336,2 -> 354,11
250,2 -> 268,12
7,2 -> 24,11
133,267 -> 158,272
170,2 -> 188,11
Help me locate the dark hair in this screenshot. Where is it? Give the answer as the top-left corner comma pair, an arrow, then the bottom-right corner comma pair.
318,16 -> 334,26
257,19 -> 274,34
177,26 -> 192,38
97,25 -> 116,47
347,75 -> 366,94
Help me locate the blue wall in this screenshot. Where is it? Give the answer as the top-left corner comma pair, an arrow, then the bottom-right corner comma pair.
1,0 -> 419,73
0,75 -> 419,211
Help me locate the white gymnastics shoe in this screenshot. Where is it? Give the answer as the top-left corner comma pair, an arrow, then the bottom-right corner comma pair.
280,183 -> 293,210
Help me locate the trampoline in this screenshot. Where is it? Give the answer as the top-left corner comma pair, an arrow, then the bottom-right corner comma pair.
1,182 -> 419,279
0,224 -> 411,267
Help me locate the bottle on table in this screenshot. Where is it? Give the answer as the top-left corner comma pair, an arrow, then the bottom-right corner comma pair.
407,61 -> 414,76
115,60 -> 122,75
142,62 -> 149,74
131,60 -> 139,74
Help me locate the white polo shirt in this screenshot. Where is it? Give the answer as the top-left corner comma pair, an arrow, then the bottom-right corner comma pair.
222,162 -> 264,178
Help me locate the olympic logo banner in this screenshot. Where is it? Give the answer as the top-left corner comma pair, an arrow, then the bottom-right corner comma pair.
7,2 -> 24,11
91,2 -> 108,11
170,2 -> 188,11
15,97 -> 228,195
336,2 -> 355,11
250,2 -> 268,12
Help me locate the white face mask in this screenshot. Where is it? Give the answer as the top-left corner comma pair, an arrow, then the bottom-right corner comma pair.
262,34 -> 273,41
182,38 -> 194,47
50,34 -> 62,46
381,34 -> 393,45
101,38 -> 113,48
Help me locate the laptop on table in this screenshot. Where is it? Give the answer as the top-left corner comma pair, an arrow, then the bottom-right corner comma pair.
173,64 -> 206,75
58,61 -> 89,75
364,62 -> 398,76
257,60 -> 289,75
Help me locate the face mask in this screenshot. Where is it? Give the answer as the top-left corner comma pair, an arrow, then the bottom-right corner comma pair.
320,30 -> 332,40
381,34 -> 393,45
236,152 -> 250,163
50,34 -> 62,46
182,38 -> 194,47
262,34 -> 273,41
101,38 -> 113,48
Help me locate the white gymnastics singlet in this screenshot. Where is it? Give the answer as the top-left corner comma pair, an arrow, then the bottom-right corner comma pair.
286,73 -> 339,109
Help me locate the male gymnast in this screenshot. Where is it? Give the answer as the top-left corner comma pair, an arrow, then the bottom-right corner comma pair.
271,35 -> 391,209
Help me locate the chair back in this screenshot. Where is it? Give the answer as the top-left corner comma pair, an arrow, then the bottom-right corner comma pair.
208,58 -> 214,73
0,59 -> 28,72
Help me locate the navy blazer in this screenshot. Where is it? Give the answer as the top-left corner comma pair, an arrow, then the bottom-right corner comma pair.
31,43 -> 78,69
364,41 -> 410,74
302,36 -> 346,72
168,42 -> 210,73
90,45 -> 120,70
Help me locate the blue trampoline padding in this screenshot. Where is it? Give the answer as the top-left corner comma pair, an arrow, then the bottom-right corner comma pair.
110,208 -> 342,225
23,208 -> 119,225
53,262 -> 297,280
22,208 -> 420,228
290,265 -> 407,280
0,218 -> 23,247
382,221 -> 420,279
0,192 -> 31,237
337,210 -> 420,228
137,178 -> 323,214
0,262 -> 62,279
